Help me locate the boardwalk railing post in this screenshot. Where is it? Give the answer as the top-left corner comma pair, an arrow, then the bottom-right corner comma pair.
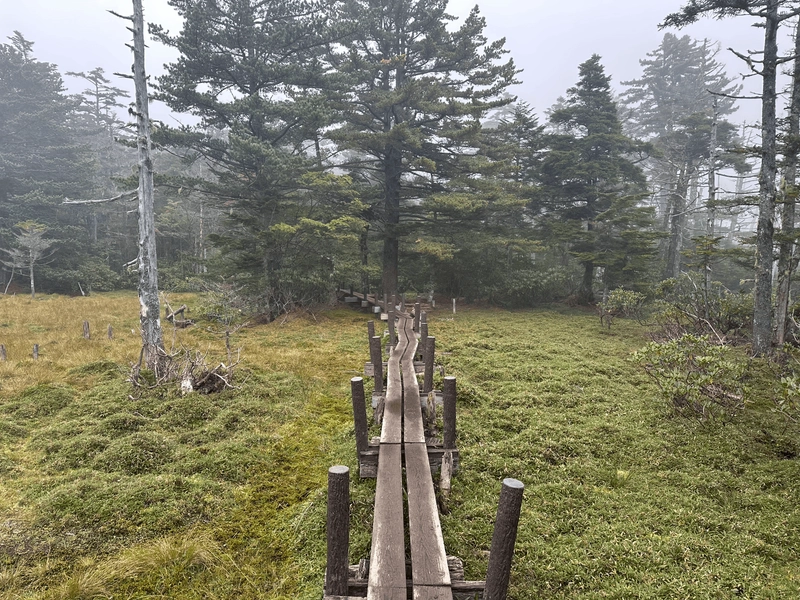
419,322 -> 428,361
351,377 -> 369,458
423,336 -> 435,394
367,319 -> 375,341
369,335 -> 384,394
484,478 -> 525,600
325,465 -> 351,597
388,310 -> 396,347
443,376 -> 457,449
413,301 -> 421,332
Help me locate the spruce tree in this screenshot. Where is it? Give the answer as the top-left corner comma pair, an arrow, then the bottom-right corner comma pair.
540,55 -> 652,303
328,0 -> 519,295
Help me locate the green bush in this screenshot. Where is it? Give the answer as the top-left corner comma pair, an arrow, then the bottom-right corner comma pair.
633,334 -> 746,419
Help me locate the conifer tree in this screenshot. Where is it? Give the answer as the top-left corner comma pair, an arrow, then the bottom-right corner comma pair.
540,55 -> 652,303
328,0 -> 519,295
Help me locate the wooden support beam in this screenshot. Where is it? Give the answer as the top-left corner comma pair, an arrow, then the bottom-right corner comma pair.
443,376 -> 457,450
351,378 -> 369,459
423,336 -> 435,394
326,466 -> 351,597
484,478 -> 525,600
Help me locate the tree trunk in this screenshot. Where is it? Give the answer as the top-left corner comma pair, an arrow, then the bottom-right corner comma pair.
28,247 -> 35,300
382,145 -> 402,297
753,0 -> 779,356
579,261 -> 594,304
132,0 -> 165,371
360,223 -> 370,294
774,22 -> 800,347
664,167 -> 689,280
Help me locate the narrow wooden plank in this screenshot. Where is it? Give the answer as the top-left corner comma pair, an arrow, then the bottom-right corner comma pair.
381,339 -> 407,444
414,585 -> 453,600
369,443 -> 406,594
367,587 -> 407,600
405,442 -> 451,588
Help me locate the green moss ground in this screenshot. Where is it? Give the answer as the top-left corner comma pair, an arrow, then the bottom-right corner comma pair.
0,297 -> 797,598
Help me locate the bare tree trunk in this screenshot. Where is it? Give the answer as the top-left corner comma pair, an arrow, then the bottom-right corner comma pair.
131,0 -> 165,371
753,0 -> 779,356
665,167 -> 689,280
774,22 -> 800,347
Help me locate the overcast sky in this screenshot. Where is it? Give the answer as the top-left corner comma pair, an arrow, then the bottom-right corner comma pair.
1,0 -> 775,126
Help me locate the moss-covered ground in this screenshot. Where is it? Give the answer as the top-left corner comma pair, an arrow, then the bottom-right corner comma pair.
0,294 -> 798,598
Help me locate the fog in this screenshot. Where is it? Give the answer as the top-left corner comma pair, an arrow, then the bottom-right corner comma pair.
0,0 -> 772,124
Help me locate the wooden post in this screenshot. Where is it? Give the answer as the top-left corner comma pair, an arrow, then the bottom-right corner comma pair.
420,310 -> 427,324
33,344 -> 39,360
325,465 -> 351,597
443,376 -> 457,450
107,325 -> 113,340
388,310 -> 396,347
351,377 -> 369,458
369,335 -> 384,394
367,319 -> 375,341
400,292 -> 405,312
423,336 -> 435,394
0,344 -> 6,361
452,298 -> 456,314
414,302 -> 421,332
484,478 -> 525,600
83,320 -> 90,339
419,322 -> 428,361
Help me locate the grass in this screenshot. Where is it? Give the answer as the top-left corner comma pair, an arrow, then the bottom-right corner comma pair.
0,294 -> 798,598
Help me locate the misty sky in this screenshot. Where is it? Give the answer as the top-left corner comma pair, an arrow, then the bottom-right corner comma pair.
1,0 -> 772,126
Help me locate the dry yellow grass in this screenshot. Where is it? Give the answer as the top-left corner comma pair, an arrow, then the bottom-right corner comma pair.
0,292 -> 199,397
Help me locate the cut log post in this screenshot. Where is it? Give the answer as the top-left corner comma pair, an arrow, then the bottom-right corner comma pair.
400,292 -> 405,312
367,320 -> 375,341
420,310 -> 427,325
414,302 -> 421,332
484,478 -> 525,600
325,465 -> 351,597
351,377 -> 369,458
33,344 -> 39,360
107,325 -> 113,340
452,298 -> 456,314
0,344 -> 6,361
388,311 -> 396,347
423,336 -> 435,394
419,322 -> 429,361
83,320 -> 90,340
369,335 -> 384,394
440,450 -> 453,498
443,376 -> 457,450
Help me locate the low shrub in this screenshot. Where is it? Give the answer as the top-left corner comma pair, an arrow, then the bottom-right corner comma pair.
633,334 -> 746,420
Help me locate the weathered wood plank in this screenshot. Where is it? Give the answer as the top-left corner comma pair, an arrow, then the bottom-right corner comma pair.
405,442 -> 450,588
413,585 -> 453,600
381,339 -> 406,445
366,587 -> 407,600
401,324 -> 425,444
369,443 -> 406,595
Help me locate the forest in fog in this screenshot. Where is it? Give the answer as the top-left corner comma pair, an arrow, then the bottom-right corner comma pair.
2,0 -> 798,351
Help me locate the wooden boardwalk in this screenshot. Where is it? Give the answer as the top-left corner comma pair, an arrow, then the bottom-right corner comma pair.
324,311 -> 523,600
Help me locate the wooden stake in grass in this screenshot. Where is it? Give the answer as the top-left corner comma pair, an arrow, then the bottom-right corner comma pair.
351,377 -> 369,459
325,465 -> 350,597
423,336 -> 435,394
485,478 -> 525,600
107,324 -> 113,340
83,320 -> 90,340
0,344 -> 6,361
33,344 -> 39,360
443,376 -> 457,450
370,335 -> 384,395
